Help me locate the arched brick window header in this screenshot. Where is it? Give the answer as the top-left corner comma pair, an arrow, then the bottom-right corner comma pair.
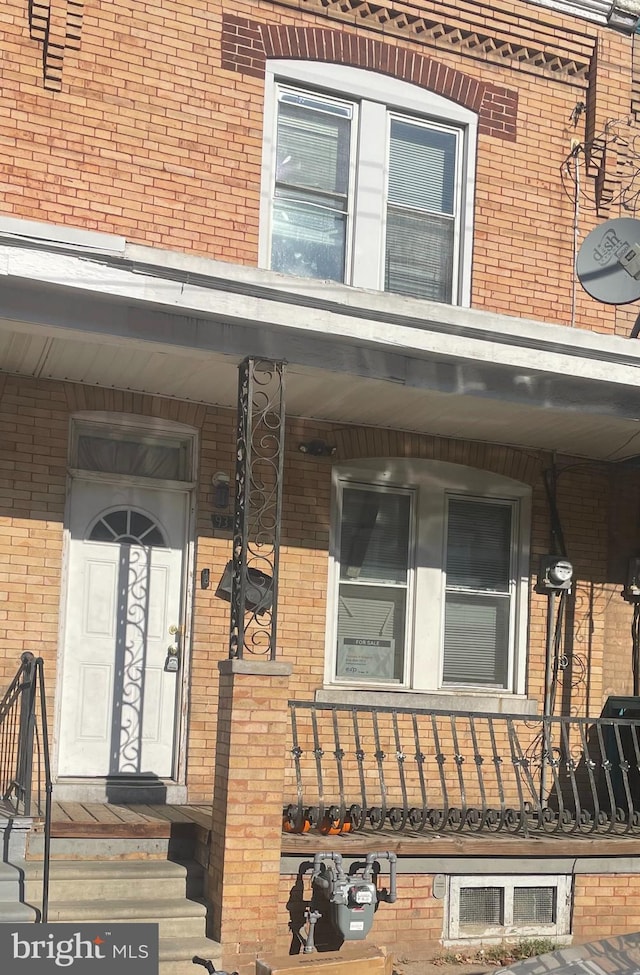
221,16 -> 517,141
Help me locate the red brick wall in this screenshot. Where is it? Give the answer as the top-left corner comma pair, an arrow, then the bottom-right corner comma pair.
277,870 -> 640,956
573,874 -> 640,941
0,0 -> 636,334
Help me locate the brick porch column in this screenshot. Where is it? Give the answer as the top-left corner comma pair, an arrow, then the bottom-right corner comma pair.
207,657 -> 292,971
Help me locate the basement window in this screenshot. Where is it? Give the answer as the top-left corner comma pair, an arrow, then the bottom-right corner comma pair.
446,875 -> 572,943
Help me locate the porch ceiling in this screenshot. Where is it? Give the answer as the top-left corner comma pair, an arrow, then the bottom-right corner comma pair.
2,230 -> 640,462
2,317 -> 639,462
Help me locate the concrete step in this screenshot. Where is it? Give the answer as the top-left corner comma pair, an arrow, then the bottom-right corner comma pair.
0,900 -> 39,922
24,858 -> 204,901
0,860 -> 25,899
26,833 -> 196,861
45,897 -> 208,938
160,937 -> 223,975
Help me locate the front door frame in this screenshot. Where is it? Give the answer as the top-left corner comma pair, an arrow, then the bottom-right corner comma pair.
53,412 -> 199,803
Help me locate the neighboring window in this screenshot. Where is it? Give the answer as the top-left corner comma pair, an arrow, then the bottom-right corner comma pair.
261,62 -> 476,305
446,875 -> 572,942
328,460 -> 530,694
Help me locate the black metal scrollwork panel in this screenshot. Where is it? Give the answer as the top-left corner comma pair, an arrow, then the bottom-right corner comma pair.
229,357 -> 285,660
284,703 -> 640,837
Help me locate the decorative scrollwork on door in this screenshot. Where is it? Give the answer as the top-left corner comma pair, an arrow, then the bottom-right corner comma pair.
88,508 -> 167,775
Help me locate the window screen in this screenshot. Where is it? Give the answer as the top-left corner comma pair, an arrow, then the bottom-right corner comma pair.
459,887 -> 503,926
443,498 -> 513,687
513,887 -> 556,925
451,878 -> 568,940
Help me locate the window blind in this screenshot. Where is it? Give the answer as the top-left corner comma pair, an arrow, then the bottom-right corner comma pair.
446,500 -> 512,591
272,91 -> 351,282
385,210 -> 454,301
336,486 -> 412,682
339,488 -> 410,583
385,118 -> 457,301
336,587 -> 406,681
276,97 -> 351,197
443,498 -> 513,687
442,593 -> 510,685
387,119 -> 456,214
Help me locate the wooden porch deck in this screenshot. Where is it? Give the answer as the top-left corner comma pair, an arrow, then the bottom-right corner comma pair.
48,801 -> 213,838
44,802 -> 640,856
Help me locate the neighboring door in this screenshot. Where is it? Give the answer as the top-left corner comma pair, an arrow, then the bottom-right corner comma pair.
58,479 -> 188,779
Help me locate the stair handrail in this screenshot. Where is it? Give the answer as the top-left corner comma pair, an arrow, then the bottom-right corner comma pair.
0,652 -> 52,921
34,656 -> 52,923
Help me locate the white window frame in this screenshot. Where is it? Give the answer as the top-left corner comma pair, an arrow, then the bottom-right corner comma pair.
260,60 -> 476,306
445,874 -> 572,944
68,413 -> 198,489
325,459 -> 531,697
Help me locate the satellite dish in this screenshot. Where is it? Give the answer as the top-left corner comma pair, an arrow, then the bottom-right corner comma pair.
576,217 -> 640,304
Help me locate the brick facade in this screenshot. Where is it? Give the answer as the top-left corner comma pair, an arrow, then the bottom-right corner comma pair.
276,871 -> 640,955
0,373 -> 637,802
0,0 -> 636,332
3,0 -> 640,960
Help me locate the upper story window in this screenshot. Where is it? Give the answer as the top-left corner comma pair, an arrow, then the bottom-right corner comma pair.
326,459 -> 531,696
260,62 -> 476,306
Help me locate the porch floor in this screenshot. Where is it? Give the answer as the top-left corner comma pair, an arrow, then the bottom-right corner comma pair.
42,803 -> 640,856
47,801 -> 212,838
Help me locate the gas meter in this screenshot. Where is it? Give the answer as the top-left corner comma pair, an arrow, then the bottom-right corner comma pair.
305,851 -> 397,949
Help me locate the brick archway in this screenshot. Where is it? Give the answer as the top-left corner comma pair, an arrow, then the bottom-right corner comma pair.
221,17 -> 518,140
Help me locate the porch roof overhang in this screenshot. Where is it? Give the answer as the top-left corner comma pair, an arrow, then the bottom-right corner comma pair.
2,226 -> 640,461
525,0 -> 639,31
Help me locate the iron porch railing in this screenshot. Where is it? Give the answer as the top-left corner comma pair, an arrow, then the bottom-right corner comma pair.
285,701 -> 640,837
0,652 -> 52,921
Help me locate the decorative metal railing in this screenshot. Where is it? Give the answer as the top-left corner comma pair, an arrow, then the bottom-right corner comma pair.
229,357 -> 285,660
285,702 -> 640,837
0,652 -> 52,920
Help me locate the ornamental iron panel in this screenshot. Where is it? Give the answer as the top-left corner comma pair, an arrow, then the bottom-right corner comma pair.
284,702 -> 640,837
229,357 -> 285,660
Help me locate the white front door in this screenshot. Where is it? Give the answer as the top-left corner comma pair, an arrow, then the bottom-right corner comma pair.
58,479 -> 188,779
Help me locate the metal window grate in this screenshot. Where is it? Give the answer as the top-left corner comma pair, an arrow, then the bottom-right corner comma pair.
459,887 -> 503,926
513,887 -> 556,925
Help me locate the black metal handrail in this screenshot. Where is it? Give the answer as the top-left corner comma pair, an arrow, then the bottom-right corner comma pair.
0,652 -> 52,921
285,701 -> 640,837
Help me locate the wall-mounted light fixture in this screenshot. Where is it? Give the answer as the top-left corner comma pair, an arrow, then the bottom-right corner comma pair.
298,439 -> 336,457
212,471 -> 231,509
623,557 -> 640,602
536,555 -> 574,593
